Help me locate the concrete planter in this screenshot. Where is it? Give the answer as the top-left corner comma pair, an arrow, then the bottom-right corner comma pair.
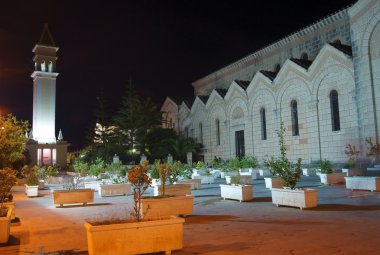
38,180 -> 45,190
271,188 -> 318,210
142,195 -> 194,219
320,173 -> 346,184
259,169 -> 271,177
192,175 -> 215,184
240,168 -> 262,180
0,207 -> 13,244
52,189 -> 94,207
225,175 -> 252,185
98,183 -> 132,197
176,179 -> 201,190
84,216 -> 184,255
26,185 -> 39,197
84,181 -> 102,191
345,177 -> 380,192
220,184 -> 254,202
264,177 -> 284,189
154,184 -> 191,196
210,169 -> 221,178
3,202 -> 15,220
302,168 -> 316,176
192,168 -> 207,175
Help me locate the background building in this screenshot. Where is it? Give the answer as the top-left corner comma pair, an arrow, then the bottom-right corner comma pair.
161,0 -> 380,165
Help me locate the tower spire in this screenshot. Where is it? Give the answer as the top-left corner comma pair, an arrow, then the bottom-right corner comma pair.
38,23 -> 55,46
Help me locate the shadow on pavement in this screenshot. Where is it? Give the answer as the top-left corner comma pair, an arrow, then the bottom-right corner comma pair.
185,214 -> 239,224
312,204 -> 380,211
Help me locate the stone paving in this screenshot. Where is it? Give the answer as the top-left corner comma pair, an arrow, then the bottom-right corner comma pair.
1,176 -> 380,254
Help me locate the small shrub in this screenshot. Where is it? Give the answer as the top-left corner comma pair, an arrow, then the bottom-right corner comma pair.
319,159 -> 333,174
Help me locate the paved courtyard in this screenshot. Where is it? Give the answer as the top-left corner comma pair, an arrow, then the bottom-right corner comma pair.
1,176 -> 380,255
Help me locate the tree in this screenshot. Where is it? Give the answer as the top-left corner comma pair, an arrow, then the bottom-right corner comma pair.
144,127 -> 177,160
113,80 -> 162,160
0,114 -> 29,168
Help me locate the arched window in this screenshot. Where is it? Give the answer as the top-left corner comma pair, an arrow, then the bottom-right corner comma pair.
169,118 -> 173,129
291,100 -> 299,136
216,119 -> 220,145
199,122 -> 203,143
260,108 -> 267,140
41,61 -> 46,72
48,61 -> 53,72
330,90 -> 340,131
301,53 -> 308,60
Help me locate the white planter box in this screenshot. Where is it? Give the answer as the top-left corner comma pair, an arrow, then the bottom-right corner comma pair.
0,207 -> 13,244
302,168 -> 316,176
345,177 -> 380,191
259,169 -> 271,177
84,181 -> 103,191
84,216 -> 184,255
142,195 -> 194,219
210,169 -> 221,178
151,179 -> 161,187
176,179 -> 201,190
192,168 -> 207,175
271,188 -> 318,210
52,189 -> 94,207
320,173 -> 346,184
264,177 -> 284,189
240,168 -> 262,180
38,180 -> 45,190
220,184 -> 254,202
225,175 -> 252,185
3,202 -> 15,220
154,184 -> 191,196
220,171 -> 226,179
26,185 -> 39,197
98,183 -> 132,197
192,175 -> 214,184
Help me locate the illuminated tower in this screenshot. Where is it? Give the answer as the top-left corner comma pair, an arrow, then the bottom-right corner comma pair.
26,24 -> 69,166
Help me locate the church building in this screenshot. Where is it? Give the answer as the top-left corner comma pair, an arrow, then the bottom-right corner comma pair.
25,25 -> 69,167
161,0 -> 380,165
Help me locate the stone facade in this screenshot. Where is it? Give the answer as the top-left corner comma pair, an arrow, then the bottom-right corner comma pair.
161,0 -> 380,165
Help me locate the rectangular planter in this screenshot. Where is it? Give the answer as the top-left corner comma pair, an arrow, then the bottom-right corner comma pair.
176,179 -> 201,190
3,202 -> 15,220
84,216 -> 184,255
84,181 -> 102,191
240,168 -> 263,180
26,185 -> 39,197
142,195 -> 194,219
302,168 -> 316,176
220,184 -> 254,202
345,177 -> 380,191
98,183 -> 132,197
192,175 -> 215,184
259,169 -> 271,177
0,207 -> 13,244
264,177 -> 284,189
154,184 -> 191,196
320,173 -> 346,184
225,175 -> 252,185
210,169 -> 221,178
271,188 -> 318,210
52,189 -> 94,207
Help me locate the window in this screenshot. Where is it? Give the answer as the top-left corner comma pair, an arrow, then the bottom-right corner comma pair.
330,90 -> 340,131
260,108 -> 267,140
301,52 -> 308,60
169,118 -> 172,129
235,130 -> 245,158
185,127 -> 189,138
199,122 -> 203,143
291,100 -> 299,136
216,119 -> 220,145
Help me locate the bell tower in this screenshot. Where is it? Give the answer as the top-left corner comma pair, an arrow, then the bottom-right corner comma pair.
26,24 -> 69,166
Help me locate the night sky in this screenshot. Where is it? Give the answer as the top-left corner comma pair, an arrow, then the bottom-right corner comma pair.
0,0 -> 357,150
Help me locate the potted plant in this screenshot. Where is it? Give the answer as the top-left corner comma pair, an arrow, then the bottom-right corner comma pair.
0,167 -> 17,244
84,161 -> 185,255
175,162 -> 202,190
52,175 -> 95,207
192,161 -> 215,184
343,143 -> 362,176
98,162 -> 131,197
265,122 -> 317,210
143,161 -> 194,219
220,172 -> 254,202
25,168 -> 39,197
318,159 -> 345,185
209,156 -> 222,178
153,161 -> 191,196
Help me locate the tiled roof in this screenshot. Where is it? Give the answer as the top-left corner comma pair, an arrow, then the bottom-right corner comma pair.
329,42 -> 352,56
183,98 -> 195,108
290,58 -> 313,70
234,80 -> 250,90
260,70 -> 278,81
198,96 -> 209,104
215,88 -> 228,98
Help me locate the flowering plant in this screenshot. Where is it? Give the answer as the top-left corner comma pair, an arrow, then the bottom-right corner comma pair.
264,122 -> 302,189
127,161 -> 152,222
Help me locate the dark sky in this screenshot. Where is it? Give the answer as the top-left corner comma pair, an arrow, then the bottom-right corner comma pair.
0,0 -> 357,149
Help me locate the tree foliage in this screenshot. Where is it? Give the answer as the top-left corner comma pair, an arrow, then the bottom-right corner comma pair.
0,114 -> 29,168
